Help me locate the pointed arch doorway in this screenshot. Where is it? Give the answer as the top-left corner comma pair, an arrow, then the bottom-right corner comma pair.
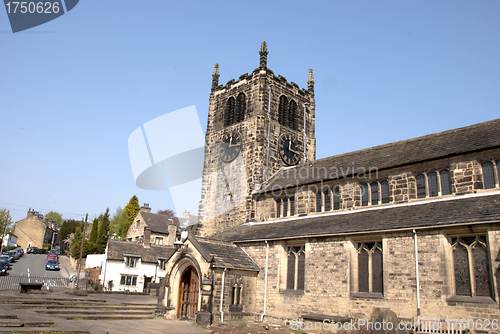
177,266 -> 199,319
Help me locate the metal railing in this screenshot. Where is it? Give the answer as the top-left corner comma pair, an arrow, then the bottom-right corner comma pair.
0,274 -> 91,291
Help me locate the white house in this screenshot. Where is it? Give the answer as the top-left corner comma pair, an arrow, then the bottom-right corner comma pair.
99,227 -> 176,292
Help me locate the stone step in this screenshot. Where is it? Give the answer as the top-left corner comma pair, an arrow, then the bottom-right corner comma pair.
0,297 -> 106,303
36,309 -> 155,315
58,314 -> 155,320
0,320 -> 53,327
0,326 -> 89,333
10,304 -> 156,310
0,315 -> 17,319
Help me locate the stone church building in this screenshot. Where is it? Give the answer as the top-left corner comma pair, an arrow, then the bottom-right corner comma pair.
155,42 -> 500,328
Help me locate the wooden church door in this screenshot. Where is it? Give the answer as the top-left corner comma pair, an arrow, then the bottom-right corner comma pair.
178,267 -> 199,319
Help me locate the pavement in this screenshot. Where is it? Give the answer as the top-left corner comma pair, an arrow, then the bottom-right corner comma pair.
0,289 -> 210,334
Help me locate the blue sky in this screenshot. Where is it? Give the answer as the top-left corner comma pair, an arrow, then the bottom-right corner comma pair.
1,0 -> 499,223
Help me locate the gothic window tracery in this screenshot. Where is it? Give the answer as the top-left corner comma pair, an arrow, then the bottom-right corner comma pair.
451,235 -> 492,298
286,245 -> 305,291
357,242 -> 383,294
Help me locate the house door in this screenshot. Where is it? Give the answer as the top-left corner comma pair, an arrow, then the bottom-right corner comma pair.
143,277 -> 152,293
177,267 -> 199,319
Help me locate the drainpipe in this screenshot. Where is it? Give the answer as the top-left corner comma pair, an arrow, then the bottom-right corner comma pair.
302,103 -> 308,163
220,268 -> 227,323
265,84 -> 273,184
413,229 -> 421,321
260,240 -> 269,322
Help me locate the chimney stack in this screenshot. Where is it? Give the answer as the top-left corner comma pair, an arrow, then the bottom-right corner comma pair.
143,227 -> 151,247
140,203 -> 151,213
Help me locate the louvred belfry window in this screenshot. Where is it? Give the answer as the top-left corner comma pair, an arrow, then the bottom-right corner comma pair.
224,97 -> 235,127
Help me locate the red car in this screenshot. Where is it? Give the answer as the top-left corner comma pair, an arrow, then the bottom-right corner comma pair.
46,255 -> 58,262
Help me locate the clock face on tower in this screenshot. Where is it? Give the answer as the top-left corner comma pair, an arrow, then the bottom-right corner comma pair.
278,133 -> 301,166
220,130 -> 242,163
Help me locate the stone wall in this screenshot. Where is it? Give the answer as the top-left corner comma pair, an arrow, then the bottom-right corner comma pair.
13,211 -> 47,250
237,227 -> 500,324
254,149 -> 500,223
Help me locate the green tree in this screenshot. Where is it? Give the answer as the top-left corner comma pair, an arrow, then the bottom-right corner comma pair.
69,224 -> 84,259
96,208 -> 110,253
44,211 -> 64,227
0,209 -> 13,252
110,206 -> 130,240
123,195 -> 140,231
59,219 -> 82,253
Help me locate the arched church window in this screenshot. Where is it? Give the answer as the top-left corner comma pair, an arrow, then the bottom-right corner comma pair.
482,162 -> 495,189
416,174 -> 426,199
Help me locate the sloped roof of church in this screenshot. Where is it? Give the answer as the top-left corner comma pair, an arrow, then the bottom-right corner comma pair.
259,118 -> 500,193
192,237 -> 259,271
213,192 -> 500,242
106,240 -> 175,263
140,212 -> 179,234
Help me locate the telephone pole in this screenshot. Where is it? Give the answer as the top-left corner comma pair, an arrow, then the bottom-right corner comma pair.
76,213 -> 88,290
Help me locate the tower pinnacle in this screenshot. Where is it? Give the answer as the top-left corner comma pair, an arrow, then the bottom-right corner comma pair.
259,41 -> 268,69
307,68 -> 315,93
211,63 -> 220,91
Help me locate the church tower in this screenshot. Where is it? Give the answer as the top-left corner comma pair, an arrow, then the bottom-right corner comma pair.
197,42 -> 316,237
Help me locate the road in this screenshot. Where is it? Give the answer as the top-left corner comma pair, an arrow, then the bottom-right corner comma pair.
9,253 -> 73,278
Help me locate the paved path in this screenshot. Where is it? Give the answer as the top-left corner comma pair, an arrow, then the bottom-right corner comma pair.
0,290 -> 209,334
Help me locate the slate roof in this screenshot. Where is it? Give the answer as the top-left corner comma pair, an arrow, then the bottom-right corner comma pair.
140,212 -> 179,234
106,240 -> 175,263
191,237 -> 259,271
213,192 -> 500,242
259,118 -> 500,193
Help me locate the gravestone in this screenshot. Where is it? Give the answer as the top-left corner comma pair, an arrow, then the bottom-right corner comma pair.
371,309 -> 399,334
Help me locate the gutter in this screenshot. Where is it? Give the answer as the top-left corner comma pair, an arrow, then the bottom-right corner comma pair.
260,240 -> 269,322
413,229 -> 421,321
220,268 -> 227,322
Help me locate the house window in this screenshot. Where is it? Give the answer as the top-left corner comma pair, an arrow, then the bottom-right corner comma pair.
370,182 -> 379,205
416,174 -> 426,199
125,256 -> 140,268
289,196 -> 295,216
283,197 -> 288,217
361,184 -> 369,206
427,172 -> 438,197
333,187 -> 340,210
120,275 -> 137,286
232,284 -> 243,305
451,235 -> 492,298
357,242 -> 383,294
155,237 -> 163,245
158,259 -> 166,271
482,162 -> 495,189
380,181 -> 389,204
276,198 -> 282,217
440,170 -> 451,195
286,245 -> 305,291
316,191 -> 322,212
324,189 -> 331,211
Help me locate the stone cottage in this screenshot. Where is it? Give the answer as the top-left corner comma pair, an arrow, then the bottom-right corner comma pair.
13,209 -> 59,250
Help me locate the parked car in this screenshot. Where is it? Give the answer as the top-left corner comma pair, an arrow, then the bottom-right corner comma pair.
13,248 -> 24,258
47,249 -> 59,258
27,247 -> 42,254
46,255 -> 58,263
0,257 -> 11,270
0,262 -> 7,275
2,251 -> 16,262
45,260 -> 59,271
